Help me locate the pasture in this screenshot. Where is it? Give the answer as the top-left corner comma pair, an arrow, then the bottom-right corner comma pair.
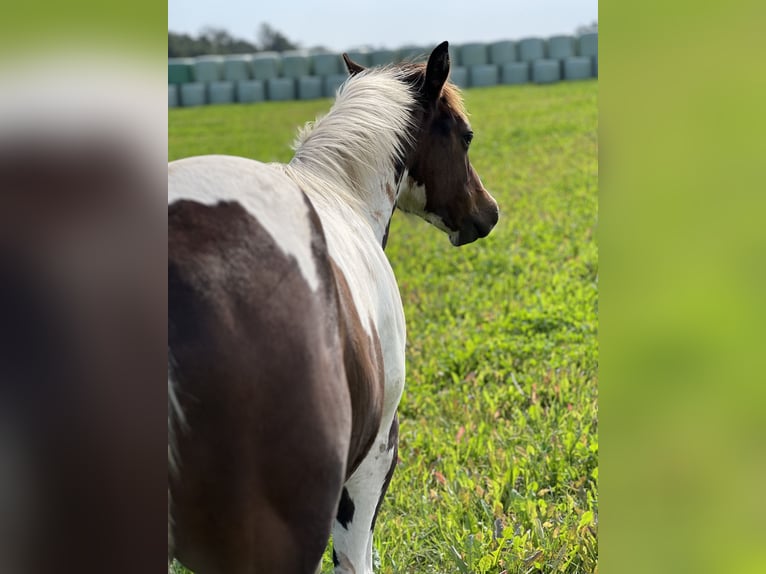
169,80 -> 598,573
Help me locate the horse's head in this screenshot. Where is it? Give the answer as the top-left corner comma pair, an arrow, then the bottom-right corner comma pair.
343,41 -> 499,246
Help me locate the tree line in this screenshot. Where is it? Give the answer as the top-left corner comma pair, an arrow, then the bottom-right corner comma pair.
170,21 -> 597,59
169,24 -> 300,57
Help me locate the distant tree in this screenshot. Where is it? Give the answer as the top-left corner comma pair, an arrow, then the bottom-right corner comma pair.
198,27 -> 233,53
257,23 -> 298,52
169,32 -> 205,57
576,21 -> 598,35
169,24 -> 299,57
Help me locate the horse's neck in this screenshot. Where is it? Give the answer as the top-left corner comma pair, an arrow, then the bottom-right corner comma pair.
287,162 -> 399,248
347,170 -> 399,246
285,72 -> 413,246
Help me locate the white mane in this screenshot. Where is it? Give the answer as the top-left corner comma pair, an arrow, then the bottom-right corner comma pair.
284,67 -> 416,211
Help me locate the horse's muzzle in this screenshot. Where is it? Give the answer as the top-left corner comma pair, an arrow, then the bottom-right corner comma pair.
451,205 -> 499,246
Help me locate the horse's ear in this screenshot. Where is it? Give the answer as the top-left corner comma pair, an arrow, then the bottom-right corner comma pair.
424,41 -> 450,101
342,53 -> 366,76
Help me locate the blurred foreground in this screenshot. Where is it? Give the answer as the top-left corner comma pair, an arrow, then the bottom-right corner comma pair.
0,50 -> 166,574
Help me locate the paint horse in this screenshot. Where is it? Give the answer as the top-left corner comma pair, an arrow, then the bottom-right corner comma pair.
168,42 -> 498,574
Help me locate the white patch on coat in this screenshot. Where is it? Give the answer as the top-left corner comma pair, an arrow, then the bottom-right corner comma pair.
332,426 -> 398,574
168,155 -> 321,292
396,173 -> 458,242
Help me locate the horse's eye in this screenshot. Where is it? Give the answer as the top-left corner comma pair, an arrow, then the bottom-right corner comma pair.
463,131 -> 474,146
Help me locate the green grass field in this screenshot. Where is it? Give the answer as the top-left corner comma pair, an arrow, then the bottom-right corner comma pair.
169,80 -> 598,573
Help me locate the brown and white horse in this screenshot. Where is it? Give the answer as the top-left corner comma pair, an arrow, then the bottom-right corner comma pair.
168,42 -> 498,574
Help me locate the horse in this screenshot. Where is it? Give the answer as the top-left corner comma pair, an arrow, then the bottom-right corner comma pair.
168,41 -> 499,574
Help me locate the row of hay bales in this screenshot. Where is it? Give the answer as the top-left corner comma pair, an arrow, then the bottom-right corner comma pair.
168,34 -> 597,107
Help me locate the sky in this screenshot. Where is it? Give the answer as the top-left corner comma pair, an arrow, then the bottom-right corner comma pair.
168,0 -> 598,52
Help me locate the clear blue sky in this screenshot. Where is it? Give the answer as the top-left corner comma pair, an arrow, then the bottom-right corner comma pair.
168,0 -> 598,52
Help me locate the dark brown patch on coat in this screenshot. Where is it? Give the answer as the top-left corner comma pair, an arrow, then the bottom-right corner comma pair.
328,259 -> 386,478
336,486 -> 355,529
169,197 -> 351,574
385,182 -> 395,202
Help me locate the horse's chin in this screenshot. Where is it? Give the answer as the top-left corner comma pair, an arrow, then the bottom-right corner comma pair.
450,213 -> 497,246
449,226 -> 480,246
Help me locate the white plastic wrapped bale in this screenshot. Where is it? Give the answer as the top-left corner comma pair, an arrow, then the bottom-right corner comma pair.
564,57 -> 593,80
180,83 -> 206,107
193,56 -> 223,83
209,81 -> 235,104
281,50 -> 311,78
237,80 -> 265,103
532,59 -> 561,84
168,58 -> 195,85
448,44 -> 461,67
449,66 -> 468,88
344,49 -> 371,67
578,33 -> 598,77
370,50 -> 398,67
223,55 -> 252,82
298,76 -> 323,100
501,62 -> 529,84
323,74 -> 347,97
267,77 -> 295,101
460,43 -> 488,67
518,38 -> 545,62
578,33 -> 598,58
251,52 -> 281,80
489,41 -> 516,64
547,36 -> 575,60
469,65 -> 498,87
168,85 -> 178,107
311,53 -> 340,76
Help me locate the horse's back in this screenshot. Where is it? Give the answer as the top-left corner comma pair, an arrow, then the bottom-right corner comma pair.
168,156 -> 351,573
